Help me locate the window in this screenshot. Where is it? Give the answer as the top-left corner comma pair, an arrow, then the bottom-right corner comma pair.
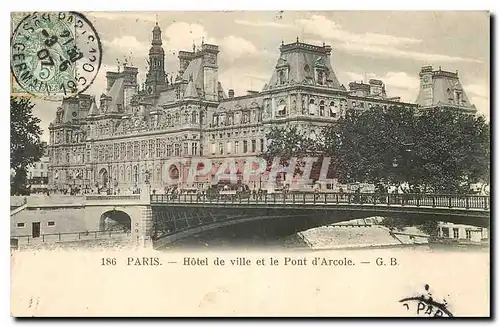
17,223 -> 25,228
453,228 -> 459,239
183,142 -> 189,156
279,70 -> 286,85
48,221 -> 55,226
242,111 -> 250,124
251,140 -> 256,152
133,141 -> 139,158
319,100 -> 325,116
191,142 -> 198,156
308,99 -> 316,115
148,139 -> 154,158
235,141 -> 239,154
260,139 -> 264,152
360,102 -> 364,108
219,143 -> 223,155
317,70 -> 324,85
277,100 -> 286,116
243,140 -> 248,153
166,144 -> 173,157
120,143 -> 126,159
191,111 -> 197,124
466,230 -> 472,240
442,228 -> 449,238
156,139 -> 162,158
174,144 -> 180,156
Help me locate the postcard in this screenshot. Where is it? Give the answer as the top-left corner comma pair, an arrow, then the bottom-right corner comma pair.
10,10 -> 490,317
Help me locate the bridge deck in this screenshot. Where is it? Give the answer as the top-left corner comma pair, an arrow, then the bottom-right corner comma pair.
150,192 -> 490,211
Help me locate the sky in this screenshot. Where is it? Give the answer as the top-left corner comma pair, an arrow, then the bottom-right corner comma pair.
28,11 -> 490,142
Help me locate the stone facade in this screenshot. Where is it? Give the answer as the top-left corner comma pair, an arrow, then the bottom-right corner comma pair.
48,23 -> 474,193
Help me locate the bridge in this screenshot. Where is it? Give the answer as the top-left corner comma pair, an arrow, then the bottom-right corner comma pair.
10,189 -> 490,249
149,192 -> 490,248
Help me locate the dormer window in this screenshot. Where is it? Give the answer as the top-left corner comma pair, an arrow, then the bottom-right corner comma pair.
276,58 -> 289,86
317,70 -> 325,85
455,91 -> 463,106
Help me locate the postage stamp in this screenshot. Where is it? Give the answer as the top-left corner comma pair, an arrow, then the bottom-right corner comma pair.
10,11 -> 102,101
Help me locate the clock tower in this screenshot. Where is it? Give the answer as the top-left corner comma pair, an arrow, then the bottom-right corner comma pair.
145,22 -> 167,95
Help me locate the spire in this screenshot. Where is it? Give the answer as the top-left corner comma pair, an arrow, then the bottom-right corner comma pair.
88,98 -> 99,116
296,36 -> 299,43
155,14 -> 158,26
152,21 -> 162,46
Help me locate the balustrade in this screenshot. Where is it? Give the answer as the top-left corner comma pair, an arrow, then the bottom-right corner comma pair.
150,192 -> 489,210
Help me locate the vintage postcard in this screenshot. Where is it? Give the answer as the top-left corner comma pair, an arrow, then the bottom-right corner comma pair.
10,11 -> 490,317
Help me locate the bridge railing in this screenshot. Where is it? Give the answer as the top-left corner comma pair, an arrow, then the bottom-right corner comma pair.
150,192 -> 490,210
85,194 -> 141,201
11,229 -> 132,246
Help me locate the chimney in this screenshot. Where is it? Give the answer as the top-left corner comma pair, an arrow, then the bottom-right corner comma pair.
228,89 -> 234,98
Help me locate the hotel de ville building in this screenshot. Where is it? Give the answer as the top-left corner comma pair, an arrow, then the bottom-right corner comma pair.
47,23 -> 477,193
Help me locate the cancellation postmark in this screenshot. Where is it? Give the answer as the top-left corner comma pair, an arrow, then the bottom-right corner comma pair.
10,12 -> 102,101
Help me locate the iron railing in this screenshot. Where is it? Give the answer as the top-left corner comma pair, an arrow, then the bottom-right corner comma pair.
150,192 -> 490,210
11,229 -> 131,245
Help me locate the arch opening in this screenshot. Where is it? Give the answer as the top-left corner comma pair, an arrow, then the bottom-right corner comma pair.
99,210 -> 132,232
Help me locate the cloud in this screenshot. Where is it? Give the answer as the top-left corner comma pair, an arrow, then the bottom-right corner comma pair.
219,36 -> 260,59
337,42 -> 482,64
234,19 -> 294,29
299,15 -> 482,64
344,71 -> 419,102
470,96 -> 489,119
297,15 -> 422,47
87,12 -> 156,24
464,83 -> 489,99
164,22 -> 215,51
102,35 -> 149,57
164,22 -> 264,61
219,68 -> 269,97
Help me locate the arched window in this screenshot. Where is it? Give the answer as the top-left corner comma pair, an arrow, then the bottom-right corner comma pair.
277,100 -> 286,116
308,99 -> 317,115
175,112 -> 180,124
212,114 -> 218,126
319,100 -> 325,116
228,113 -> 234,125
329,101 -> 339,118
191,111 -> 198,124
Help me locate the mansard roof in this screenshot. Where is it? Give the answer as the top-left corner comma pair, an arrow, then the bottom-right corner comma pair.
265,40 -> 342,90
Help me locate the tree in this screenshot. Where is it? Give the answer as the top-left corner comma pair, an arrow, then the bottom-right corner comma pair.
413,107 -> 490,193
10,96 -> 44,195
322,105 -> 418,187
321,105 -> 490,194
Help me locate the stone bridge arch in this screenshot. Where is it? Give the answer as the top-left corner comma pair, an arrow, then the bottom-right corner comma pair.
99,210 -> 132,232
84,205 -> 147,237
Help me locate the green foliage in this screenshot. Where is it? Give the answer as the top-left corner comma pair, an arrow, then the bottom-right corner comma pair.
321,106 -> 490,193
10,96 -> 44,195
